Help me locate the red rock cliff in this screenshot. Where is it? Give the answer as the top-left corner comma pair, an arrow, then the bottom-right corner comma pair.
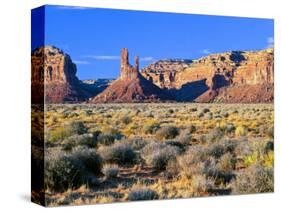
31,46 -> 88,103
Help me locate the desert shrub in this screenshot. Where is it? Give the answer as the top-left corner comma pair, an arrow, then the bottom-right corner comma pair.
97,134 -> 116,146
69,121 -> 88,135
265,141 -> 274,153
225,123 -> 236,134
219,139 -> 238,153
198,134 -> 207,143
207,143 -> 226,158
128,188 -> 159,201
45,147 -> 102,192
45,152 -> 83,192
102,127 -> 122,137
178,130 -> 192,146
155,126 -> 179,140
216,152 -> 236,171
206,112 -> 213,120
121,115 -> 132,125
71,147 -> 103,175
168,109 -> 174,114
198,112 -> 204,118
47,127 -> 73,143
102,164 -> 119,179
61,133 -> 97,150
185,124 -> 196,134
235,125 -> 247,137
141,143 -> 180,171
48,121 -> 88,143
206,127 -> 224,143
234,139 -> 252,157
231,165 -> 274,194
202,108 -> 210,113
191,175 -> 215,196
266,126 -> 274,139
177,145 -> 233,182
143,122 -> 160,134
100,143 -> 136,165
84,110 -> 93,116
202,156 -> 235,183
127,138 -> 148,150
165,140 -> 185,152
189,107 -> 197,112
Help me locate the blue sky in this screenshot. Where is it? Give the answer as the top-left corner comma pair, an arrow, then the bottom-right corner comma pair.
32,5 -> 274,80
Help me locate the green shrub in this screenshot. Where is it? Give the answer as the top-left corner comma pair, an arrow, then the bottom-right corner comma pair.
100,143 -> 136,165
155,126 -> 179,140
128,188 -> 159,201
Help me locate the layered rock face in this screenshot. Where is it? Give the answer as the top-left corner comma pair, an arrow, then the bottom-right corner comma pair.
31,46 -> 89,103
141,49 -> 274,103
90,48 -> 171,103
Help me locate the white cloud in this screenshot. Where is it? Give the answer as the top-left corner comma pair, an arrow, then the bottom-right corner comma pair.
83,55 -> 155,62
84,55 -> 120,60
267,37 -> 274,48
140,57 -> 154,62
201,49 -> 211,54
73,60 -> 90,65
55,6 -> 90,10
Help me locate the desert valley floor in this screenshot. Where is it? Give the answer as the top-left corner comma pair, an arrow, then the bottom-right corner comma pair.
32,103 -> 274,206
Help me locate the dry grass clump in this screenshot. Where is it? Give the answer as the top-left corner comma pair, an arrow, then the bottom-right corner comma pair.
128,188 -> 159,201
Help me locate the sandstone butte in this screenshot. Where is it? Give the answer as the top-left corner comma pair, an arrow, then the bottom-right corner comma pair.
31,46 -> 92,103
89,48 -> 171,103
31,46 -> 274,104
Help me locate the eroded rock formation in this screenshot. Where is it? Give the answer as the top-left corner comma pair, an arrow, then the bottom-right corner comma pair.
141,48 -> 274,103
31,46 -> 90,103
90,48 -> 171,103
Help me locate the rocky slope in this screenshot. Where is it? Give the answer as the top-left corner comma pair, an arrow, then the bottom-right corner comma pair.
90,48 -> 171,103
32,46 -> 95,103
141,48 -> 274,103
